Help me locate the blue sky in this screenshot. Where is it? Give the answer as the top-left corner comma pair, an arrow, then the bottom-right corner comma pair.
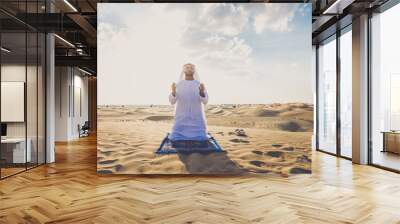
98,3 -> 312,105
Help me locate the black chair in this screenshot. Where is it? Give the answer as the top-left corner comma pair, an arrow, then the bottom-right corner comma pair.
79,121 -> 90,138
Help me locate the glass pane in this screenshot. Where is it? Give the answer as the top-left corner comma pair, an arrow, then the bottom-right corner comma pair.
318,36 -> 337,154
38,33 -> 46,165
1,31 -> 27,177
390,75 -> 400,130
312,45 -> 317,150
340,29 -> 352,158
0,1 -> 46,178
27,31 -> 38,169
371,3 -> 400,171
26,0 -> 38,169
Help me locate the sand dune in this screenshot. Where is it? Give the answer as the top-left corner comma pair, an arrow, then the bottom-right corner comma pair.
97,103 -> 312,175
145,115 -> 174,121
241,106 -> 278,117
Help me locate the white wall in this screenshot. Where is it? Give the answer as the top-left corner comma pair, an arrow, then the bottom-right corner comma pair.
1,63 -> 47,164
1,65 -> 40,138
55,67 -> 89,141
55,66 -> 70,141
1,66 -> 26,138
71,73 -> 89,138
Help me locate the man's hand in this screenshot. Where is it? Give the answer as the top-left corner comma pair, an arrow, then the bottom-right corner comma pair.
171,82 -> 176,96
199,83 -> 205,97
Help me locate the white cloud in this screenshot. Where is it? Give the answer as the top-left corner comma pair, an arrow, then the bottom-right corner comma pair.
194,35 -> 254,77
196,3 -> 249,37
253,4 -> 297,34
175,4 -> 255,78
203,35 -> 252,58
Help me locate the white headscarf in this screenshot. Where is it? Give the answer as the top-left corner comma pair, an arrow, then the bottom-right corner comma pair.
179,63 -> 200,82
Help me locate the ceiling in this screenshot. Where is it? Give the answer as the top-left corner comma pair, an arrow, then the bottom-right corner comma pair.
0,0 -> 393,75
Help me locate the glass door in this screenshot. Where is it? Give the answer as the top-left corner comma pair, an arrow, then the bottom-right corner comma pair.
317,35 -> 337,154
0,1 -> 47,179
1,30 -> 28,178
370,3 -> 400,171
339,26 -> 352,158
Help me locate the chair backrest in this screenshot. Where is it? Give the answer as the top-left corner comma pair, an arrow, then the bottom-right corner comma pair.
82,121 -> 90,129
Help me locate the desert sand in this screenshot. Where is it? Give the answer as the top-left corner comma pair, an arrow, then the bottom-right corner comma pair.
97,103 -> 313,175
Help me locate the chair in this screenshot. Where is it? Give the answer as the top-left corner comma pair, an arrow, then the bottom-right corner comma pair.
79,121 -> 90,138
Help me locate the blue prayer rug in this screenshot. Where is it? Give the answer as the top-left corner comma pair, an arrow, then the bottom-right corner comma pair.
156,133 -> 224,154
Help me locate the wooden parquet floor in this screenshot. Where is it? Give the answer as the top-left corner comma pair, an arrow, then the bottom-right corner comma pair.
1,135 -> 400,224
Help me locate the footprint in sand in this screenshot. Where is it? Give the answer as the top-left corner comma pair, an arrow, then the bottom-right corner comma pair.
99,150 -> 113,156
271,144 -> 283,148
296,155 -> 311,163
98,159 -> 118,165
256,170 -> 271,173
115,141 -> 128,145
229,139 -> 250,143
265,151 -> 284,158
250,160 -> 266,167
251,150 -> 263,155
281,147 -> 294,151
290,167 -> 311,174
97,169 -> 114,174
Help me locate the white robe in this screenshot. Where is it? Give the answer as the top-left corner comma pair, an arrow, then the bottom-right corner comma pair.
169,80 -> 208,141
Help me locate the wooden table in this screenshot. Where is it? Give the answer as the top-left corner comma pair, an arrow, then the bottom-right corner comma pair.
382,131 -> 400,154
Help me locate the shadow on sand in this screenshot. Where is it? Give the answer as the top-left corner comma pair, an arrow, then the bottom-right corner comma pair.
177,151 -> 249,174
